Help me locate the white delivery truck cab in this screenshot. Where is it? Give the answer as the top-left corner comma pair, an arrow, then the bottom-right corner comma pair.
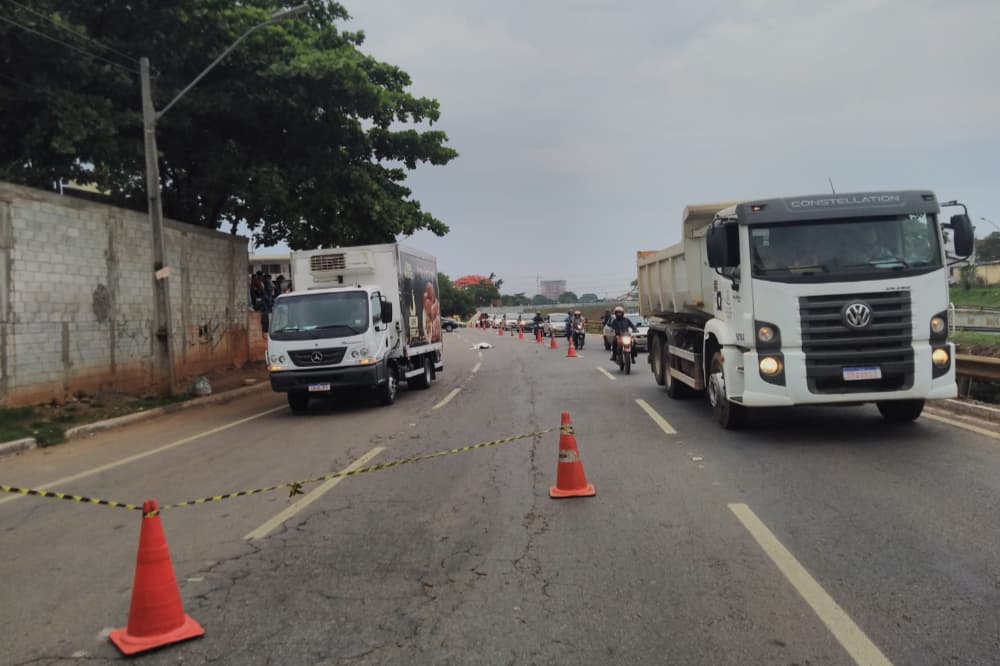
637,191 -> 976,429
267,243 -> 444,411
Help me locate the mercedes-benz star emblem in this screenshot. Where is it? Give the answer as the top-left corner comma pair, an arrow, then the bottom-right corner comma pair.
310,351 -> 324,364
842,302 -> 872,330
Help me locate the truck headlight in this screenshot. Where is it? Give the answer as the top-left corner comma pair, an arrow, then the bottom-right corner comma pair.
932,348 -> 949,367
930,316 -> 946,336
350,349 -> 359,358
759,356 -> 782,376
757,326 -> 776,344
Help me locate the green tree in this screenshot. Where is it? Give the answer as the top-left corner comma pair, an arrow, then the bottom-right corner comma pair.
438,272 -> 473,318
976,232 -> 1000,262
558,291 -> 578,304
532,294 -> 554,306
579,293 -> 599,304
0,1 -> 457,248
465,281 -> 500,307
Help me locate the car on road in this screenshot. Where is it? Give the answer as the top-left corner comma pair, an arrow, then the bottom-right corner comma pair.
603,314 -> 649,351
543,314 -> 568,337
442,317 -> 465,332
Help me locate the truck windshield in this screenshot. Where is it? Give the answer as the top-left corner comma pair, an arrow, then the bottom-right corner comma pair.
269,291 -> 369,340
749,214 -> 942,282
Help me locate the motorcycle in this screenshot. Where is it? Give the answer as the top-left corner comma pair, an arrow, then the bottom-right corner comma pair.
615,333 -> 636,374
572,321 -> 586,349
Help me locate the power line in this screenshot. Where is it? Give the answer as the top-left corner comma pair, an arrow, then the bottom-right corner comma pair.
0,14 -> 138,75
3,0 -> 138,64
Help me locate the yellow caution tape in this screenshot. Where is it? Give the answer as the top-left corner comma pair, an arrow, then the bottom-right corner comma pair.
3,427 -> 557,518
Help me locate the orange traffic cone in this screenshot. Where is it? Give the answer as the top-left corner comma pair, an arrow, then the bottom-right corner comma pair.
549,413 -> 595,498
498,325 -> 504,337
536,329 -> 543,344
566,338 -> 578,358
518,326 -> 524,340
110,500 -> 204,655
550,331 -> 559,350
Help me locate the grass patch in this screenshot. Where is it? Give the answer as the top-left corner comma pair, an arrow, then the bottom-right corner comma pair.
0,407 -> 66,446
950,287 -> 1000,309
952,332 -> 1000,348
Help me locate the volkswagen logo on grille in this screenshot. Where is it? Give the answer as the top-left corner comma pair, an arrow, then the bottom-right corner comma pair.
842,302 -> 873,330
310,351 -> 324,364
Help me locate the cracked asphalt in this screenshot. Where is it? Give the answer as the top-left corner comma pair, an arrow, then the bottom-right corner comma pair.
2,328 -> 999,665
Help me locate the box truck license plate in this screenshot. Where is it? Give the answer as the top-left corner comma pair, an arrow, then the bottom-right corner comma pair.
842,367 -> 881,381
308,383 -> 331,392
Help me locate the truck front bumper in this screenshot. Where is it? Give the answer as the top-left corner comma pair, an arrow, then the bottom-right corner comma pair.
269,362 -> 386,393
733,343 -> 958,407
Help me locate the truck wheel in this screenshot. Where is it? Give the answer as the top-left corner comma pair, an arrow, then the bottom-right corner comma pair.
651,338 -> 666,386
876,399 -> 924,423
287,390 -> 309,413
410,358 -> 432,390
378,372 -> 398,406
708,352 -> 747,429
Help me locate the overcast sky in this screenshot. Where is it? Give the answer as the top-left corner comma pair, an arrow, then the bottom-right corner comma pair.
258,0 -> 1000,297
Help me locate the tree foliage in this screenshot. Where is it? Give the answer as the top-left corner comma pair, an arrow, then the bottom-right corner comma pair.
532,294 -> 554,306
977,232 -> 1000,262
579,293 -> 599,303
0,1 -> 457,248
438,273 -> 474,318
557,291 -> 578,304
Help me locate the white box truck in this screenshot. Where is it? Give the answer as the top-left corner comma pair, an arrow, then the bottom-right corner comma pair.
267,243 -> 444,411
637,191 -> 975,429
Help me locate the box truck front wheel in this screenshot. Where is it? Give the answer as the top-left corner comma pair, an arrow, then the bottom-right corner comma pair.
876,399 -> 924,423
708,352 -> 747,429
287,390 -> 310,413
378,372 -> 398,406
409,357 -> 432,390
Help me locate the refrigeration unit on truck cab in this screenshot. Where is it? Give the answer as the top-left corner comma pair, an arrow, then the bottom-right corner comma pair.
267,243 -> 444,412
637,190 -> 975,429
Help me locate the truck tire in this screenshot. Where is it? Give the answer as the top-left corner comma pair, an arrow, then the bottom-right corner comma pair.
708,352 -> 747,429
651,337 -> 666,386
287,390 -> 310,413
409,357 -> 432,390
876,399 -> 924,423
378,371 -> 398,406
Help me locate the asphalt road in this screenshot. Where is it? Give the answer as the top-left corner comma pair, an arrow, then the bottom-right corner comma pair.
1,328 -> 998,665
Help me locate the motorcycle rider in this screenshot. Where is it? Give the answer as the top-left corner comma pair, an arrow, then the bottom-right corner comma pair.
564,310 -> 574,340
572,310 -> 586,348
608,306 -> 637,361
532,311 -> 544,334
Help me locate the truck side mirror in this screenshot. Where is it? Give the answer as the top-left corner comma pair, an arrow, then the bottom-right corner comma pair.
381,301 -> 393,323
707,223 -> 739,268
949,214 -> 974,258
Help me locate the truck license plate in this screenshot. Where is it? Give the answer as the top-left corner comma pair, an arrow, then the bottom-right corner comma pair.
842,367 -> 881,381
308,383 -> 331,392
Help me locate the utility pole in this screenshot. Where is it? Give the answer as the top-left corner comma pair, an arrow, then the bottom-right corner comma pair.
140,57 -> 177,393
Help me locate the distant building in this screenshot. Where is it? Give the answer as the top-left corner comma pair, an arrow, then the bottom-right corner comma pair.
249,253 -> 291,278
540,279 -> 566,301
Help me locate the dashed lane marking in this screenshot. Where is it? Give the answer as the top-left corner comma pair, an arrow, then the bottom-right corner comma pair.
433,388 -> 462,410
597,367 -> 616,381
729,503 -> 892,666
245,447 -> 385,541
634,399 -> 677,435
472,362 -> 482,374
922,413 -> 1000,441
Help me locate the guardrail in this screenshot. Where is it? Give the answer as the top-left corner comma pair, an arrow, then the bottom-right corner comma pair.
956,354 -> 1000,382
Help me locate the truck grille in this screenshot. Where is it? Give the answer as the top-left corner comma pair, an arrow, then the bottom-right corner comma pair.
310,253 -> 346,272
288,347 -> 347,367
799,292 -> 914,394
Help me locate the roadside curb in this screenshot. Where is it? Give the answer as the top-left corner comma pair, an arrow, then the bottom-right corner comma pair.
927,398 -> 1000,424
0,437 -> 37,458
64,381 -> 272,440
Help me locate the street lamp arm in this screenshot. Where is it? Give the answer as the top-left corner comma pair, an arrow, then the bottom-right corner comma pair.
156,21 -> 273,120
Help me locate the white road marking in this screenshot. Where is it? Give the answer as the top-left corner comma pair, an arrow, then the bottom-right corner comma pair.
478,351 -> 483,359
245,446 -> 384,541
922,413 -> 1000,441
433,388 -> 461,410
729,503 -> 892,666
634,399 -> 677,435
472,362 -> 482,374
0,406 -> 287,507
597,367 -> 616,381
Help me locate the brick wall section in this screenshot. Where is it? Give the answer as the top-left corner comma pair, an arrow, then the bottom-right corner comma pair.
0,182 -> 251,406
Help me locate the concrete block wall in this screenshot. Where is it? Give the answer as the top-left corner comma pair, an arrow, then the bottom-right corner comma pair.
0,182 -> 251,406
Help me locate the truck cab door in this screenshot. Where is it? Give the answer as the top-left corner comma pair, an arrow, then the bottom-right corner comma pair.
370,291 -> 392,356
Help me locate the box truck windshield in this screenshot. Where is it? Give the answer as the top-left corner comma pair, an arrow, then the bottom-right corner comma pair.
269,291 -> 369,340
750,213 -> 942,281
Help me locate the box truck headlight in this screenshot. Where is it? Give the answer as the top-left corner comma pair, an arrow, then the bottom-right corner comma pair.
932,348 -> 949,367
757,326 -> 776,344
930,316 -> 946,336
759,356 -> 782,376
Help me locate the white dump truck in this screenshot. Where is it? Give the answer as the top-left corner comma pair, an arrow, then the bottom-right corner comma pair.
267,243 -> 443,411
637,191 -> 975,428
